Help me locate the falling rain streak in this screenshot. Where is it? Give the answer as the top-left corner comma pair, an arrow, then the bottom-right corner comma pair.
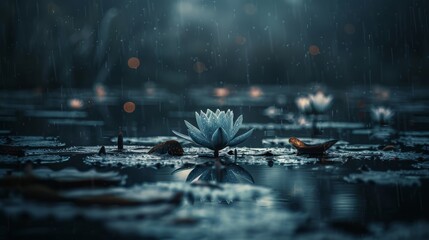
0,0 -> 429,239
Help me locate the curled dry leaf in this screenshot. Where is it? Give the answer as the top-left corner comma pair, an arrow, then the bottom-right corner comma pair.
148,140 -> 184,156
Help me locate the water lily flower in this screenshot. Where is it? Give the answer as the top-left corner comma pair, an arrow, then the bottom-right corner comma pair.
295,97 -> 312,113
308,91 -> 333,114
371,106 -> 394,125
173,109 -> 254,157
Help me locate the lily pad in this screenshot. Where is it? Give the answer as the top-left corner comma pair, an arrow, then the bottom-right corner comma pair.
48,119 -> 104,126
0,136 -> 65,148
413,161 -> 429,169
24,110 -> 87,118
243,122 -> 364,131
110,136 -> 187,145
396,136 -> 429,148
338,144 -> 379,151
0,185 -> 183,220
0,155 -> 69,164
28,168 -> 125,184
400,131 -> 429,137
0,167 -> 126,191
344,170 -> 429,186
84,147 -> 214,168
263,137 -> 348,147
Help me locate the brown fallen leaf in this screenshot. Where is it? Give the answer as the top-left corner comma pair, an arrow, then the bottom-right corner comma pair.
148,140 -> 184,156
381,145 -> 395,151
0,145 -> 25,157
289,137 -> 338,156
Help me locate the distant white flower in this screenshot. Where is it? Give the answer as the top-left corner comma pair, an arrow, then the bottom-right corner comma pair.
173,109 -> 254,156
263,106 -> 282,118
295,97 -> 312,113
371,106 -> 394,124
296,116 -> 310,126
308,91 -> 333,113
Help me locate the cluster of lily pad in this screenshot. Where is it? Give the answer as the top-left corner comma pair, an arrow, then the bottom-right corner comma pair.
172,108 -> 339,157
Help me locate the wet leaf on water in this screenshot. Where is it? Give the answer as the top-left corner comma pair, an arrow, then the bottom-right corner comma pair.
148,140 -> 184,156
0,155 -> 69,164
396,136 -> 429,148
413,161 -> 429,169
263,137 -> 348,147
0,145 -> 25,157
244,122 -> 364,131
338,144 -> 378,151
0,136 -> 65,148
288,137 -> 338,156
24,110 -> 87,118
0,167 -> 125,190
48,119 -> 105,126
1,186 -> 184,220
110,136 -> 188,146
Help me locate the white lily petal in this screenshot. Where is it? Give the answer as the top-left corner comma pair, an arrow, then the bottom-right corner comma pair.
172,130 -> 193,142
228,128 -> 254,147
195,112 -> 204,129
207,109 -> 214,118
188,129 -> 212,149
211,127 -> 229,150
217,112 -> 231,140
217,111 -> 226,130
184,120 -> 206,139
227,109 -> 234,136
231,115 -> 243,138
206,110 -> 218,137
200,112 -> 214,136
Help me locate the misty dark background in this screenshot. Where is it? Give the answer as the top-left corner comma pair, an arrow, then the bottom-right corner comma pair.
0,0 -> 428,91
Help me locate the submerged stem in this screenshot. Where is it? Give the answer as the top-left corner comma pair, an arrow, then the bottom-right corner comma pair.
214,149 -> 219,158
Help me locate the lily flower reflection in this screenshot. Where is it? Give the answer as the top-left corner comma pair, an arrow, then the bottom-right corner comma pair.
173,161 -> 254,184
173,109 -> 254,157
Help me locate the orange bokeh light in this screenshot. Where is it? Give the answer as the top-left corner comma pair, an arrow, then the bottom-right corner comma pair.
214,87 -> 230,97
95,84 -> 106,97
69,98 -> 83,109
123,101 -> 136,113
308,45 -> 320,56
249,86 -> 263,98
128,57 -> 140,69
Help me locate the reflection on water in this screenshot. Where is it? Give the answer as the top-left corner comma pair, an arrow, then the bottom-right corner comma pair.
123,158 -> 429,223
173,160 -> 254,184
242,162 -> 428,223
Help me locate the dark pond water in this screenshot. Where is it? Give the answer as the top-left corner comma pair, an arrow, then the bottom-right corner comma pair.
119,160 -> 429,223
1,87 -> 429,239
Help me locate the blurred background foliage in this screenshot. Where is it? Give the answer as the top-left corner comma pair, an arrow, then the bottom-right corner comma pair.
0,0 -> 428,90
